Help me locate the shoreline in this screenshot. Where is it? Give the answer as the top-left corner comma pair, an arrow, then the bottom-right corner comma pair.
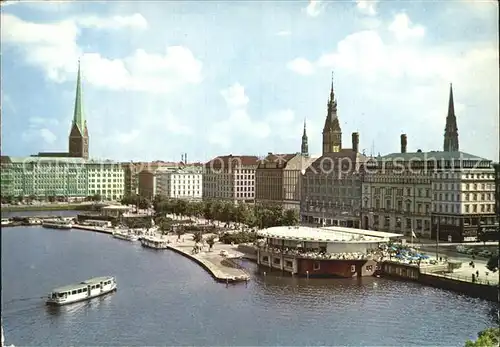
1,204 -> 93,212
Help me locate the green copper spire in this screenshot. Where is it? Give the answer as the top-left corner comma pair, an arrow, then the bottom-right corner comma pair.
73,60 -> 85,134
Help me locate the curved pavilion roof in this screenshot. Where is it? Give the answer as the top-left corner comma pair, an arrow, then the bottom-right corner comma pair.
257,226 -> 403,243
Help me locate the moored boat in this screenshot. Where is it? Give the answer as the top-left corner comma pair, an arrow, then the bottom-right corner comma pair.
140,236 -> 169,249
112,230 -> 138,242
46,276 -> 117,306
42,219 -> 72,229
1,218 -> 11,226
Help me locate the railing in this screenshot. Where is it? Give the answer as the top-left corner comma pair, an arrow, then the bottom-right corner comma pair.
420,269 -> 497,286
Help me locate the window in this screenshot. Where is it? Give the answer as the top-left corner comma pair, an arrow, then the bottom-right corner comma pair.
285,260 -> 293,268
71,290 -> 77,295
313,262 -> 321,270
350,265 -> 356,272
406,218 -> 412,229
273,258 -> 281,265
366,265 -> 373,272
77,289 -> 82,294
397,200 -> 403,211
262,256 -> 269,263
83,288 -> 87,292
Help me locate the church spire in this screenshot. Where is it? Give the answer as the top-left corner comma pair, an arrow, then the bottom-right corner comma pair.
322,72 -> 342,154
443,83 -> 459,152
330,71 -> 335,102
301,118 -> 309,156
73,60 -> 85,134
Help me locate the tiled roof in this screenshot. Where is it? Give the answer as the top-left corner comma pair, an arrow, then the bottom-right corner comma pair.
306,149 -> 367,173
380,151 -> 489,162
257,153 -> 297,169
205,155 -> 259,169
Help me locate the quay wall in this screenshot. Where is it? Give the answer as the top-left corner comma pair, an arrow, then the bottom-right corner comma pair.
167,245 -> 248,283
380,261 -> 498,302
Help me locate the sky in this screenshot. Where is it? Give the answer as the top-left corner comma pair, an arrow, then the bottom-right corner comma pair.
1,0 -> 498,162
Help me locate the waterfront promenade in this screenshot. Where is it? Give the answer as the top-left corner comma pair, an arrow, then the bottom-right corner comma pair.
72,223 -> 250,283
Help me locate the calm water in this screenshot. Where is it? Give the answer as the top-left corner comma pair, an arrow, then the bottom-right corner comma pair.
2,223 -> 496,346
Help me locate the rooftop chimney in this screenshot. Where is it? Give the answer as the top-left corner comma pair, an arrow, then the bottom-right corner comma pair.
352,132 -> 359,153
401,134 -> 407,153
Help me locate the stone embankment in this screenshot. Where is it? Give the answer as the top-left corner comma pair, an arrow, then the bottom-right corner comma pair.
70,224 -> 250,283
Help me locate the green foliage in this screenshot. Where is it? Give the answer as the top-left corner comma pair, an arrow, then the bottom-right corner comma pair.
121,194 -> 150,210
219,231 -> 260,245
192,231 -> 203,244
465,327 -> 499,347
486,255 -> 498,273
152,196 -> 299,229
205,235 -> 216,250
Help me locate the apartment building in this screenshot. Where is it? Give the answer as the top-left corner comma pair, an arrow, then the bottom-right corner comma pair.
1,156 -> 124,201
495,163 -> 500,217
87,160 -> 125,200
203,155 -> 258,203
255,153 -> 316,211
123,161 -> 180,196
156,166 -> 203,200
361,136 -> 433,237
431,162 -> 497,242
301,133 -> 366,228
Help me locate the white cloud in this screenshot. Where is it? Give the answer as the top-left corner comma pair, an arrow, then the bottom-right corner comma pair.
287,57 -> 315,75
22,117 -> 59,145
304,0 -> 324,17
114,130 -> 140,144
388,13 -> 425,41
220,83 -> 249,108
75,13 -> 148,30
268,109 -> 295,125
276,30 -> 291,36
39,129 -> 57,144
209,84 -> 271,147
1,13 -> 202,93
356,0 -> 378,16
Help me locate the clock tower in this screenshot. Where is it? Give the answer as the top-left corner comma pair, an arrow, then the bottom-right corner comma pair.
322,72 -> 342,155
68,60 -> 89,159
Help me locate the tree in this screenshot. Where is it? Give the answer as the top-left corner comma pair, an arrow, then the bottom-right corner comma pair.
282,209 -> 299,226
91,194 -> 101,202
206,235 -> 216,251
465,327 -> 499,347
192,231 -> 203,244
175,225 -> 186,240
48,195 -> 56,203
486,255 -> 498,273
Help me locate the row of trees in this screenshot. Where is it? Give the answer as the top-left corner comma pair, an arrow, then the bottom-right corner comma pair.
152,196 -> 299,229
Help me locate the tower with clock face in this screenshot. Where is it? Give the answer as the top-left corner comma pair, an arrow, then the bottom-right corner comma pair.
322,73 -> 342,155
68,61 -> 89,159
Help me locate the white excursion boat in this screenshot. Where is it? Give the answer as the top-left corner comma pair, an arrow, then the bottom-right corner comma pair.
42,219 -> 72,230
112,230 -> 138,242
46,276 -> 117,306
1,218 -> 11,226
140,236 -> 169,249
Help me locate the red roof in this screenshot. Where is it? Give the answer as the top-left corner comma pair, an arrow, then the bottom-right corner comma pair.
205,155 -> 259,169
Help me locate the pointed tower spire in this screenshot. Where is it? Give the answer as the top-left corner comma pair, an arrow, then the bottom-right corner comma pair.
73,59 -> 85,134
69,59 -> 89,159
330,70 -> 335,102
443,83 -> 459,152
301,118 -> 309,156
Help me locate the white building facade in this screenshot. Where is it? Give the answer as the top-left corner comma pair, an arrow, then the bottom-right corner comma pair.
86,160 -> 125,201
156,166 -> 203,200
203,155 -> 258,203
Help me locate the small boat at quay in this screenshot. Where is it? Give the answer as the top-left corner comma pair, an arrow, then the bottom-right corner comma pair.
42,219 -> 72,230
46,276 -> 117,306
112,230 -> 138,242
140,236 -> 169,249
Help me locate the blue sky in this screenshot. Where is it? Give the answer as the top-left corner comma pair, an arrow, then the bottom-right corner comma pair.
1,0 -> 498,162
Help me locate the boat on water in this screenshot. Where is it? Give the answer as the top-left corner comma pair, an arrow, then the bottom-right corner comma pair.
140,236 -> 169,249
112,230 -> 138,242
46,276 -> 117,306
42,219 -> 72,229
1,218 -> 11,226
